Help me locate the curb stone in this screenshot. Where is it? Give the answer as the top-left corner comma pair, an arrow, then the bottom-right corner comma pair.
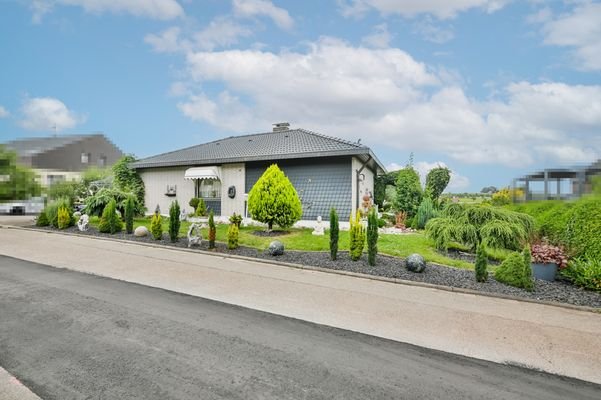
2,224 -> 599,314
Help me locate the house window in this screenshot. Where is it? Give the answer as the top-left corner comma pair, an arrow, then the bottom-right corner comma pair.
195,179 -> 221,199
48,174 -> 66,186
81,152 -> 90,164
98,156 -> 107,167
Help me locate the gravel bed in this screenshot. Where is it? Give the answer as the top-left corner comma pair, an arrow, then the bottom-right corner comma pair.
32,225 -> 601,309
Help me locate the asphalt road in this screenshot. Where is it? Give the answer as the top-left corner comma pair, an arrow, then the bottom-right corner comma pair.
1,256 -> 599,400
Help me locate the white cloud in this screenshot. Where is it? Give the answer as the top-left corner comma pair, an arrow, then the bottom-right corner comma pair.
538,2 -> 601,71
19,97 -> 84,132
145,27 -> 188,53
0,106 -> 9,118
385,161 -> 470,192
174,37 -> 601,168
233,0 -> 294,29
31,0 -> 184,22
338,0 -> 510,19
412,17 -> 455,43
362,23 -> 392,48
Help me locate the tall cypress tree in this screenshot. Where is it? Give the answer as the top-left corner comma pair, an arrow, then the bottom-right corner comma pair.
329,208 -> 339,260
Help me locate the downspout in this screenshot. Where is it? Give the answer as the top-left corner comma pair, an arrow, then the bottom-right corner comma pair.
355,155 -> 372,213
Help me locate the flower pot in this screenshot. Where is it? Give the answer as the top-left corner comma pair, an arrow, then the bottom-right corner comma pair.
531,262 -> 558,281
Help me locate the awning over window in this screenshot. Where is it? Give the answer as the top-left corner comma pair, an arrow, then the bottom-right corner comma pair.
184,167 -> 220,180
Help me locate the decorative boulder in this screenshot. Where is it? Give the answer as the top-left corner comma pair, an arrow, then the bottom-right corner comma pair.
268,240 -> 285,256
405,253 -> 426,273
134,226 -> 149,237
187,223 -> 202,248
77,214 -> 89,232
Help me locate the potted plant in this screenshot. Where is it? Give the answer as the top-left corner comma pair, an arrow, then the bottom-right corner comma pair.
530,242 -> 568,281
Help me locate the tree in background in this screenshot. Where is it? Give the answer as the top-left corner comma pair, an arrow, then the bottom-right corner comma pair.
395,166 -> 423,218
329,208 -> 339,260
247,164 -> 302,230
425,166 -> 451,203
0,145 -> 41,201
112,155 -> 145,207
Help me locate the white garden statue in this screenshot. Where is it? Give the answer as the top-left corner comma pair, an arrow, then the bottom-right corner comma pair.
187,223 -> 202,248
77,214 -> 89,232
312,216 -> 325,236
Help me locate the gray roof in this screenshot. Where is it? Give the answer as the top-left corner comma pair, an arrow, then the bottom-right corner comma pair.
132,129 -> 386,174
4,134 -> 90,156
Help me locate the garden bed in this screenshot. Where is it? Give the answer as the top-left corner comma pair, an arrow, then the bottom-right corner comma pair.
32,225 -> 601,309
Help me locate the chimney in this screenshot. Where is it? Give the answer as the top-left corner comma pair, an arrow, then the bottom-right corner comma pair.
272,122 -> 290,132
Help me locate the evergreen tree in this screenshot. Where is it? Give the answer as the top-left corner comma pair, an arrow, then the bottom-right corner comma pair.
329,208 -> 339,260
169,200 -> 181,242
475,244 -> 488,282
124,195 -> 135,234
227,223 -> 239,249
349,210 -> 365,261
150,212 -> 163,240
395,166 -> 423,218
247,164 -> 302,230
425,166 -> 451,203
367,208 -> 379,266
208,210 -> 216,249
99,199 -> 123,234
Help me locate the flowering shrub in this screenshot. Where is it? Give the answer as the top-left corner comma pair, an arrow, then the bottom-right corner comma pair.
531,243 -> 568,269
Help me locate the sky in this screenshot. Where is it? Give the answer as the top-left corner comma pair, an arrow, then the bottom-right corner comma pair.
1,0 -> 600,192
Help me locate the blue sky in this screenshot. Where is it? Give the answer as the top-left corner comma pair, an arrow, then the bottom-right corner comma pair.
1,0 -> 600,192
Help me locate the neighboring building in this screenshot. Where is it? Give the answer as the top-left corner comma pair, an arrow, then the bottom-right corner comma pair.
132,124 -> 386,221
4,133 -> 123,186
513,159 -> 601,201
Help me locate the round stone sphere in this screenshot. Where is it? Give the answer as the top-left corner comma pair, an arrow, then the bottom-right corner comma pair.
134,226 -> 149,237
405,253 -> 426,273
268,240 -> 285,256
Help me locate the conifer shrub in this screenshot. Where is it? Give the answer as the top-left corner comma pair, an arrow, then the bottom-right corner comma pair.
416,197 -> 437,230
169,200 -> 181,242
247,164 -> 302,230
495,246 -> 534,291
227,223 -> 239,249
475,245 -> 488,282
124,195 -> 135,234
208,210 -> 216,249
329,208 -> 339,260
395,166 -> 423,218
367,208 -> 379,266
57,206 -> 71,230
349,211 -> 365,261
36,210 -> 49,227
561,258 -> 601,292
98,199 -> 123,234
45,197 -> 72,228
150,212 -> 163,240
195,199 -> 207,217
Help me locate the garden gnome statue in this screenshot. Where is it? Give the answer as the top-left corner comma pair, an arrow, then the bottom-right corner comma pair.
312,216 -> 325,236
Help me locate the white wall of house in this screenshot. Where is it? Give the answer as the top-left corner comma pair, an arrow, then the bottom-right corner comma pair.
351,157 -> 375,214
34,169 -> 81,187
220,163 -> 245,217
139,167 -> 195,215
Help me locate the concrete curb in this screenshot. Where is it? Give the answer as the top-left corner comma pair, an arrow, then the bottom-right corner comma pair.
3,224 -> 600,314
0,367 -> 42,400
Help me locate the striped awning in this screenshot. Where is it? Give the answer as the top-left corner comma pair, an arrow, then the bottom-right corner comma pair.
184,167 -> 220,180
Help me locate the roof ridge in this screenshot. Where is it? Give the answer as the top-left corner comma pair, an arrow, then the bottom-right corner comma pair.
296,128 -> 365,148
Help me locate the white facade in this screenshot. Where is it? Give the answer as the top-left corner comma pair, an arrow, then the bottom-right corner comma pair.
139,167 -> 195,215
219,163 -> 246,217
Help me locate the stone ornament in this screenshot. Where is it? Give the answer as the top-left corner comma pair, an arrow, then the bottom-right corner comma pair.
312,216 -> 325,236
268,240 -> 285,256
405,253 -> 426,273
179,209 -> 188,222
134,226 -> 149,237
77,214 -> 89,232
187,223 -> 203,248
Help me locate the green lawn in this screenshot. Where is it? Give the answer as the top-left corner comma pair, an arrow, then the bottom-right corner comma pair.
98,216 -> 474,270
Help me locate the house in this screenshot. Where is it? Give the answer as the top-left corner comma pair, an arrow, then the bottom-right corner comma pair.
4,133 -> 123,186
132,124 -> 386,222
513,159 -> 601,201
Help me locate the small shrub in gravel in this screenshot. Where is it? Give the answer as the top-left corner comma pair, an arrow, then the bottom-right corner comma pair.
495,247 -> 533,291
57,206 -> 71,230
367,208 -> 378,266
561,258 -> 601,292
208,211 -> 216,249
227,223 -> 239,249
150,212 -> 163,240
169,200 -> 181,243
329,208 -> 339,260
349,211 -> 365,261
36,210 -> 49,227
475,245 -> 488,282
99,199 -> 123,234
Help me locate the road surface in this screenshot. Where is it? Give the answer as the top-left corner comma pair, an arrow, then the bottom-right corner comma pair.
1,256 -> 599,399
